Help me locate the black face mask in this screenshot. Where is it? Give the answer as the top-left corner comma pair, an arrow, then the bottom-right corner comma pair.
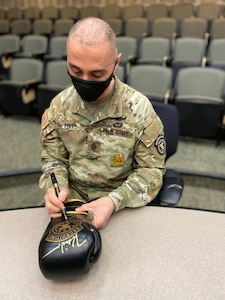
68,71 -> 114,102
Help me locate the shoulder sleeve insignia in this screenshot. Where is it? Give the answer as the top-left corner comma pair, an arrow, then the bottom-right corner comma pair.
41,109 -> 49,130
154,135 -> 166,155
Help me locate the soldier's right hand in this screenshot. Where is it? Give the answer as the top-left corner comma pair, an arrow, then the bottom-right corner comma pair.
44,187 -> 69,218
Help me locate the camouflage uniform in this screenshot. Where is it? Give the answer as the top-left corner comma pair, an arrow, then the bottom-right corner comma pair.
39,77 -> 166,212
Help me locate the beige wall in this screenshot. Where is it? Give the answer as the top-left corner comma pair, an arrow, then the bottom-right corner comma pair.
0,0 -> 224,9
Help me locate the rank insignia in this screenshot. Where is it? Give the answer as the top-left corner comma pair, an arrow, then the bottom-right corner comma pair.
41,109 -> 49,130
111,153 -> 124,167
155,135 -> 166,155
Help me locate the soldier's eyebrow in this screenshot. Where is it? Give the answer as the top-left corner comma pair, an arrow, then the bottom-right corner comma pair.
68,62 -> 107,74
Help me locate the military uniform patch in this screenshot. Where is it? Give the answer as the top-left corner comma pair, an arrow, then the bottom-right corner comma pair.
41,109 -> 49,130
155,135 -> 166,155
111,154 -> 124,167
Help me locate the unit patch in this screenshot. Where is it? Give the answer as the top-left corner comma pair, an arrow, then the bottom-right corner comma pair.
154,135 -> 166,155
111,153 -> 125,167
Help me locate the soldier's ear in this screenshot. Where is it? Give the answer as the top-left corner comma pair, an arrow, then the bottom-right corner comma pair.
114,54 -> 122,72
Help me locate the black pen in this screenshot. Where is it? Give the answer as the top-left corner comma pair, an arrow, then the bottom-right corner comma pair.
50,172 -> 68,220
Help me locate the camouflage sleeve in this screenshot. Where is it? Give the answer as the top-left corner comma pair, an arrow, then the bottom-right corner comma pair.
39,98 -> 70,191
108,110 -> 166,212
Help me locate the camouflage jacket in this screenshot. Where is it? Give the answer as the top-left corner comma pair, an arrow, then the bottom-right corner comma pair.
39,77 -> 166,212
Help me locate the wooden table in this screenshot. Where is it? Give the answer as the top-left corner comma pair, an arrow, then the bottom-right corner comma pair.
1,206 -> 225,299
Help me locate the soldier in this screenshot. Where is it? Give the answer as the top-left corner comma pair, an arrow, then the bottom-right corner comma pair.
39,17 -> 166,229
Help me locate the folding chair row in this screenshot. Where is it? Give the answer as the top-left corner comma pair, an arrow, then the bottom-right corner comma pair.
125,64 -> 225,143
0,34 -> 68,78
1,16 -> 225,42
0,18 -> 74,37
0,58 -> 70,118
0,3 -> 224,22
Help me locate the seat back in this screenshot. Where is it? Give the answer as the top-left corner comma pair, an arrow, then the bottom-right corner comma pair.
196,3 -> 222,20
174,67 -> 225,137
116,36 -> 138,63
122,5 -> 144,21
0,34 -> 20,55
207,38 -> 225,67
105,18 -> 123,36
47,36 -> 67,58
138,37 -> 171,65
180,18 -> 208,38
145,4 -> 168,21
0,20 -> 10,34
53,19 -> 73,36
10,58 -> 43,82
41,6 -> 59,20
60,6 -> 80,20
175,67 -> 225,100
170,3 -> 194,20
45,61 -> 70,86
32,19 -> 53,36
151,17 -> 177,38
80,6 -> 99,19
10,19 -> 32,36
124,17 -> 149,38
7,7 -> 22,21
23,7 -> 40,21
127,65 -> 172,102
210,19 -> 225,39
22,35 -> 48,55
148,102 -> 183,206
101,5 -> 121,19
173,37 -> 206,63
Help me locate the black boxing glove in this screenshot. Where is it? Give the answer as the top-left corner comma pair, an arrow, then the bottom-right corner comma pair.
38,199 -> 101,281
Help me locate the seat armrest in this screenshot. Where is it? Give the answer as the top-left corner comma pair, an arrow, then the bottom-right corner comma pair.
159,169 -> 184,206
23,79 -> 43,90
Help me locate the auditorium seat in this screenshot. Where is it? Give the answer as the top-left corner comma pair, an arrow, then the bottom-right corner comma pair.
170,3 -> 195,20
53,19 -> 73,36
0,34 -> 20,77
124,17 -> 149,38
179,17 -> 209,43
32,19 -> 53,36
174,67 -> 225,138
203,38 -> 225,71
37,60 -> 70,118
133,37 -> 171,66
209,18 -> 225,39
80,5 -> 99,19
122,4 -> 144,21
170,37 -> 206,86
10,19 -> 32,37
0,58 -> 44,116
147,102 -> 184,206
145,4 -> 168,21
41,6 -> 59,21
116,36 -> 138,78
23,7 -> 40,22
151,17 -> 177,40
127,65 -> 173,103
60,6 -> 80,21
101,5 -> 121,20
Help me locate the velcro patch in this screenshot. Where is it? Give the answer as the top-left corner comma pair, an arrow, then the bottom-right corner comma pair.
111,154 -> 124,167
41,109 -> 49,130
154,135 -> 166,155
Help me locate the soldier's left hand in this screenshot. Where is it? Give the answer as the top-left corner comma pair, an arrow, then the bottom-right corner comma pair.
75,196 -> 115,229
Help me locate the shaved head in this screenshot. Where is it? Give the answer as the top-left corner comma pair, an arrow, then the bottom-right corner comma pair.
68,17 -> 118,62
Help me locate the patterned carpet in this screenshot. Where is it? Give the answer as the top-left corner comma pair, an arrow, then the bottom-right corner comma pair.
0,114 -> 225,212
